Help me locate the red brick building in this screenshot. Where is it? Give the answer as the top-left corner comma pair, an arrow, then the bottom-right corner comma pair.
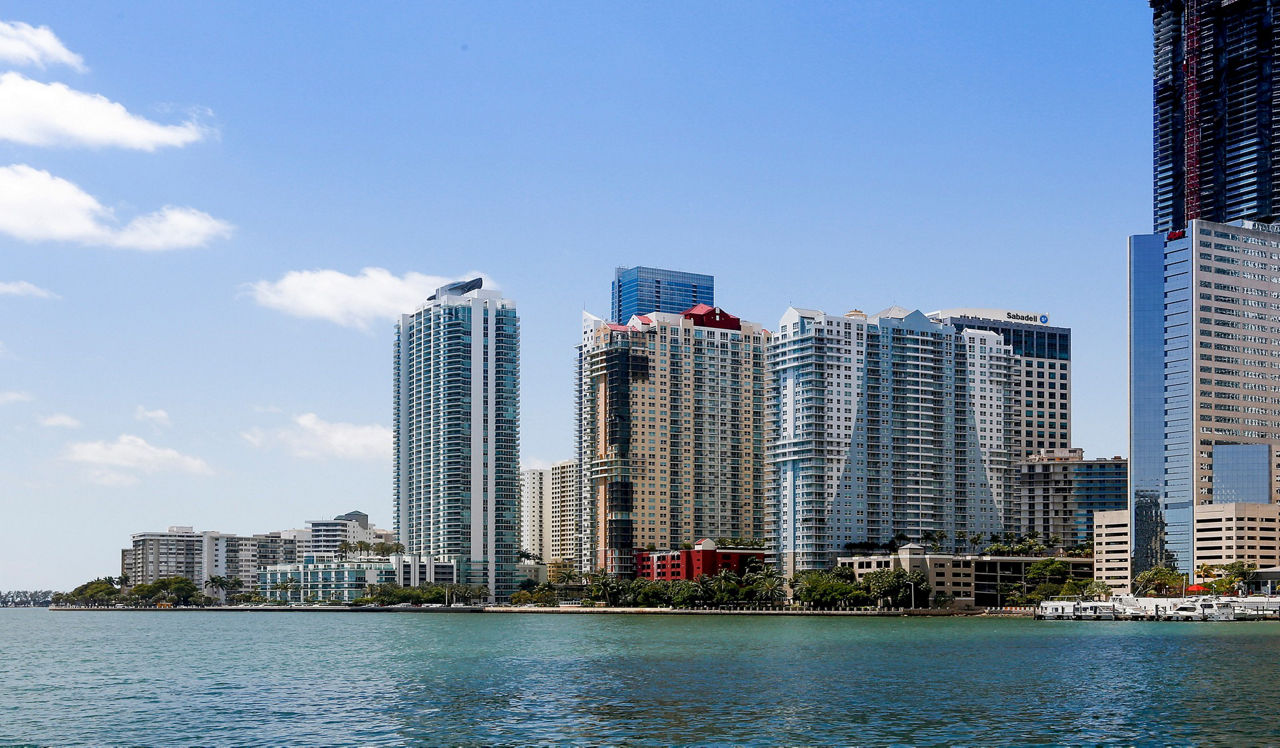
632,539 -> 766,581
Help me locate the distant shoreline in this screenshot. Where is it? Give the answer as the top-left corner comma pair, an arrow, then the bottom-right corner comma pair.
46,605 -> 1029,617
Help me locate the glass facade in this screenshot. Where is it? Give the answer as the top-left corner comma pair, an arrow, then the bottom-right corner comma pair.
1130,232 -> 1180,575
611,266 -> 714,322
1212,444 -> 1272,503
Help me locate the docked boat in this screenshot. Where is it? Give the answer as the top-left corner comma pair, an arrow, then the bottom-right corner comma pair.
1035,600 -> 1118,620
1166,598 -> 1236,621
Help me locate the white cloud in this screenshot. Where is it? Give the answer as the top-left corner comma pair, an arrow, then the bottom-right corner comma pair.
0,20 -> 85,72
0,280 -> 57,298
0,390 -> 32,405
66,434 -> 211,476
243,413 -> 390,460
134,405 -> 170,427
0,73 -> 207,150
0,164 -> 232,250
247,268 -> 490,330
39,413 -> 80,428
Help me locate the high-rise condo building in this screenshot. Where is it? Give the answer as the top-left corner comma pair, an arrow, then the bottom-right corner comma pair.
1130,219 -> 1280,579
577,305 -> 767,576
395,278 -> 520,600
1151,0 -> 1280,231
520,468 -> 552,561
768,307 -> 1012,576
929,309 -> 1072,459
127,526 -> 205,587
611,266 -> 714,323
1014,448 -> 1128,548
547,459 -> 581,569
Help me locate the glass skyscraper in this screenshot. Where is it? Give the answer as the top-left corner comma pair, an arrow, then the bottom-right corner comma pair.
394,278 -> 520,600
1129,220 -> 1280,578
611,266 -> 714,322
1151,0 -> 1280,231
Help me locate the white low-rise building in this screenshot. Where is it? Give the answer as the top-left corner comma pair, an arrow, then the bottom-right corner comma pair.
258,555 -> 457,603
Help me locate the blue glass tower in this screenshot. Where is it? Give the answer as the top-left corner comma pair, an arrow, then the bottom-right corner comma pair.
1128,232 -> 1176,576
611,266 -> 714,322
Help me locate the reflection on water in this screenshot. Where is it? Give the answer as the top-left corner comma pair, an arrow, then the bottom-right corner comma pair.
3,610 -> 1280,745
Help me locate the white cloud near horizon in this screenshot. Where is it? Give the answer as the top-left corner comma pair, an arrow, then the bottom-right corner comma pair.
0,21 -> 85,72
39,413 -> 80,428
0,73 -> 208,150
247,268 -> 491,330
0,164 -> 232,250
0,390 -> 33,405
243,413 -> 390,460
66,434 -> 212,482
0,280 -> 57,298
134,405 -> 170,427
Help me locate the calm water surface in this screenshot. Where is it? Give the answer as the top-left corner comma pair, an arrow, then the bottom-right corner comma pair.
3,609 -> 1280,745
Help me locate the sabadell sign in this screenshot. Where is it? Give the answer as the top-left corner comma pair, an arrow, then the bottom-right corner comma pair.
1006,311 -> 1049,324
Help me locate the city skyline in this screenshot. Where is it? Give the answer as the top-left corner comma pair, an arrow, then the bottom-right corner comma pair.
1,3 -> 1150,589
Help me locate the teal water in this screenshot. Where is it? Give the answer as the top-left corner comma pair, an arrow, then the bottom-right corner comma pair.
3,609 -> 1279,746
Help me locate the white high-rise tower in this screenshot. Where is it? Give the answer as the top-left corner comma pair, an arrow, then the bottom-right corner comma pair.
394,278 -> 520,600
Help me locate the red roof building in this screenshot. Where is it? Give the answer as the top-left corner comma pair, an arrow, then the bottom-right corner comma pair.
681,304 -> 742,331
633,539 -> 766,581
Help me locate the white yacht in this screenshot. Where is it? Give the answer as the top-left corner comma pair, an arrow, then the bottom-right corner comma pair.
1035,600 -> 1118,620
1166,598 -> 1236,621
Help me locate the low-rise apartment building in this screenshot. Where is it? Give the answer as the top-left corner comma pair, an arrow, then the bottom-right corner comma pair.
633,539 -> 766,581
835,544 -> 1093,607
258,554 -> 457,603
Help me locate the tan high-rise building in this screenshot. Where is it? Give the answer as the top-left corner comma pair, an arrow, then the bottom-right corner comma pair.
577,305 -> 768,577
548,459 -> 580,567
520,468 -> 552,561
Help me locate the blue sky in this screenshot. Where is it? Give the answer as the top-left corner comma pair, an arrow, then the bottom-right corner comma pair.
1,2 -> 1151,589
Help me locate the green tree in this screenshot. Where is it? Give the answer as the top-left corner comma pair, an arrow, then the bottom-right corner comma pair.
1133,566 -> 1185,596
551,567 -> 581,587
746,566 -> 786,605
1082,580 -> 1113,600
1026,558 -> 1072,585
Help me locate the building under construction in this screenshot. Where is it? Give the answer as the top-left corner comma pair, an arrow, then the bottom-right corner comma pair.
1152,0 -> 1280,231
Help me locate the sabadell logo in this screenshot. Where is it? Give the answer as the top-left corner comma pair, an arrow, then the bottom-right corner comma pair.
1039,314 -> 1049,324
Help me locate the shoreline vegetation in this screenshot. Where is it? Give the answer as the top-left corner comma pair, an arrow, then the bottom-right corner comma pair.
47,604 -> 1031,617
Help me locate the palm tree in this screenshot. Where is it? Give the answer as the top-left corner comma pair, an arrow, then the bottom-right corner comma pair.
747,566 -> 786,605
204,576 -> 230,603
1197,563 -> 1217,586
335,541 -> 353,560
355,540 -> 373,556
552,567 -> 581,587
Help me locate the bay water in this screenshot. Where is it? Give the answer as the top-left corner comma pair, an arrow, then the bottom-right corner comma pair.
3,608 -> 1278,745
